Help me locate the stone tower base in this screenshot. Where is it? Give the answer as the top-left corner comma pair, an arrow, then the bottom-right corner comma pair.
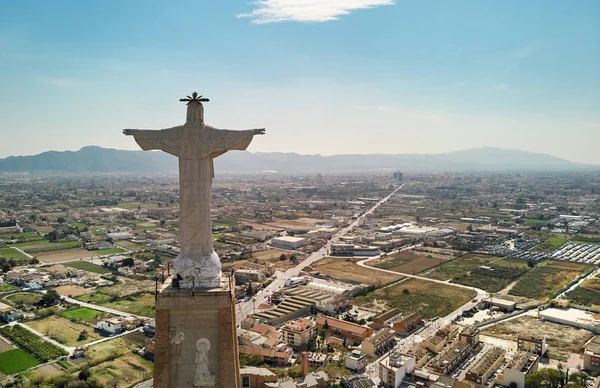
153,277 -> 240,388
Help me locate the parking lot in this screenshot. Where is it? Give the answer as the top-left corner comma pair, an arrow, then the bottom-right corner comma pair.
551,242 -> 600,264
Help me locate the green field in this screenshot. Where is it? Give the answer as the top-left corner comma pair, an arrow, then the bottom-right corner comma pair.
103,294 -> 155,317
509,261 -> 594,300
65,261 -> 111,274
566,274 -> 600,308
534,237 -> 569,252
14,240 -> 82,253
0,247 -> 31,265
115,241 -> 147,251
0,282 -> 19,292
96,248 -> 125,255
522,218 -> 546,225
4,292 -> 42,307
62,307 -> 103,320
76,292 -> 155,317
0,348 -> 40,374
70,223 -> 88,229
353,279 -> 476,319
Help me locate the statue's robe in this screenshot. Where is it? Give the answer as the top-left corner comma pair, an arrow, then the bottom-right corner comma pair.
127,119 -> 254,263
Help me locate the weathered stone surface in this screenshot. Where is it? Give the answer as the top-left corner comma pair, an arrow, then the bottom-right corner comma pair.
153,280 -> 239,388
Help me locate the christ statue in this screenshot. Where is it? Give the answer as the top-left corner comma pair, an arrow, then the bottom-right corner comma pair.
123,93 -> 265,288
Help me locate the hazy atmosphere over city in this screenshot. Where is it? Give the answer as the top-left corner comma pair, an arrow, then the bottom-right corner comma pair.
0,1 -> 599,163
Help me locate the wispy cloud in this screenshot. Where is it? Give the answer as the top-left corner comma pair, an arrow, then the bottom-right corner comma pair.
237,0 -> 394,24
37,77 -> 78,88
493,83 -> 509,91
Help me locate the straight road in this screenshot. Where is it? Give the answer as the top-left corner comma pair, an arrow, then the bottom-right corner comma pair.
236,183 -> 406,325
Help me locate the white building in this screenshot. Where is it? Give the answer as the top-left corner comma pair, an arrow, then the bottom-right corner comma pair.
379,352 -> 415,388
95,317 -> 136,334
270,236 -> 308,250
346,350 -> 369,371
284,276 -> 310,288
496,352 -> 540,388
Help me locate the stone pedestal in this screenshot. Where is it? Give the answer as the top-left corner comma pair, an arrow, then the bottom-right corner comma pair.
154,277 -> 240,388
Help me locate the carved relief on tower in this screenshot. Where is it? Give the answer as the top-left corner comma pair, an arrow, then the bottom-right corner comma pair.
194,338 -> 216,387
169,327 -> 185,345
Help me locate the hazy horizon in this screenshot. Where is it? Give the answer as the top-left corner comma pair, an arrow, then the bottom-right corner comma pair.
1,1 -> 598,163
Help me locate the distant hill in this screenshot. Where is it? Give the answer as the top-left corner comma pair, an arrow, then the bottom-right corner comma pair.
0,146 -> 596,174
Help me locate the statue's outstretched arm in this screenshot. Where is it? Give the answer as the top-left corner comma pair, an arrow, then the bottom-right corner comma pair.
123,125 -> 182,157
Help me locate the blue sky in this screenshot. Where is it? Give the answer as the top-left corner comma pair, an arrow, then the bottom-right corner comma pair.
0,0 -> 599,163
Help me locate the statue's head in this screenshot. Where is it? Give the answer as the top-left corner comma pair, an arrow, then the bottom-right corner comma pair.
187,102 -> 204,124
180,92 -> 209,125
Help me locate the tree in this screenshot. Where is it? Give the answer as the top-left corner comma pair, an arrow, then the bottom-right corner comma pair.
122,257 -> 135,267
160,219 -> 166,227
402,288 -> 410,295
246,282 -> 254,297
323,319 -> 329,331
526,368 -> 565,388
467,224 -> 474,232
78,330 -> 89,341
509,382 -> 518,388
279,254 -> 288,261
57,217 -> 66,224
568,372 -> 590,387
40,290 -> 61,307
78,367 -> 92,381
527,259 -> 536,268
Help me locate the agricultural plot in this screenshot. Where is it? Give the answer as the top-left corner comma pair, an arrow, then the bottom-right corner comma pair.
509,261 -> 595,300
421,254 -> 528,292
65,261 -> 111,274
0,247 -> 31,265
3,292 -> 42,308
250,249 -> 305,270
353,279 -> 476,319
370,250 -> 452,275
53,285 -> 93,297
96,248 -> 126,255
32,363 -> 64,378
0,283 -> 19,292
76,292 -> 155,317
116,241 -> 148,251
14,240 -> 82,254
37,248 -> 96,263
0,349 -> 39,374
25,316 -> 102,346
312,257 -> 402,286
533,236 -> 569,253
82,337 -> 153,385
0,337 -> 14,353
566,272 -> 600,308
62,307 -> 105,321
0,324 -> 67,362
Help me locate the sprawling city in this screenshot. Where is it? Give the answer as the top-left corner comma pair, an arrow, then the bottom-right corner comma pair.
0,170 -> 598,387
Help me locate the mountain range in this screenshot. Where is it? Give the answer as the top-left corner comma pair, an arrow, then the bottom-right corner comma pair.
0,146 -> 596,174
